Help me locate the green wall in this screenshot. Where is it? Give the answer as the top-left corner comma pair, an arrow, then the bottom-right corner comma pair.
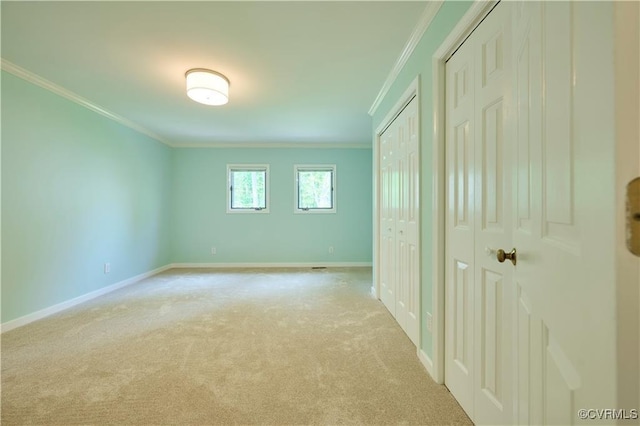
170,148 -> 372,264
1,71 -> 173,323
1,1 -> 466,331
371,1 -> 472,358
1,72 -> 373,325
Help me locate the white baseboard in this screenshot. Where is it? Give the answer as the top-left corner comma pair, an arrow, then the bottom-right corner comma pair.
370,286 -> 378,299
1,264 -> 172,334
418,348 -> 435,380
169,262 -> 373,268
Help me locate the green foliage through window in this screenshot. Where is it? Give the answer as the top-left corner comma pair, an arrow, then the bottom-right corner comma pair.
296,166 -> 335,211
230,168 -> 267,210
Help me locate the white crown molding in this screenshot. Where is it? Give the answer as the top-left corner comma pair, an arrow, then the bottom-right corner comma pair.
368,0 -> 443,117
375,76 -> 419,136
1,59 -> 373,151
1,58 -> 172,147
173,142 -> 372,149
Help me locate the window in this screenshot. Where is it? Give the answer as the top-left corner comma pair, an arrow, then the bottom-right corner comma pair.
227,164 -> 269,213
295,165 -> 336,213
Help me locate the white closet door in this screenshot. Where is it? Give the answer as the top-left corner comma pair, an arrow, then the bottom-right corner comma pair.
380,127 -> 396,315
471,3 -> 513,424
404,98 -> 420,346
444,29 -> 476,415
512,2 -> 621,423
445,2 -> 513,424
395,98 -> 420,346
379,96 -> 420,346
445,2 -> 632,423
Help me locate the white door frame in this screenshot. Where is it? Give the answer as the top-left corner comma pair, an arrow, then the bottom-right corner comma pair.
373,76 -> 420,338
429,0 -> 498,384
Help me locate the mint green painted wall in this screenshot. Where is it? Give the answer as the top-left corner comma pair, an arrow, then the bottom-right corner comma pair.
371,1 -> 472,358
0,71 -> 372,325
171,148 -> 372,264
1,71 -> 173,323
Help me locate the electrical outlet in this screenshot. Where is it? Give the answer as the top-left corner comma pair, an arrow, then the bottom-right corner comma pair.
328,246 -> 334,254
426,312 -> 433,332
211,247 -> 217,255
104,262 -> 111,274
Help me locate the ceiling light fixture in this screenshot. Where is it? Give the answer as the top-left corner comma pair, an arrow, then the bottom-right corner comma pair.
185,68 -> 229,106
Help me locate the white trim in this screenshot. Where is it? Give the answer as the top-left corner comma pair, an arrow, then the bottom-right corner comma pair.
169,262 -> 372,269
1,59 -> 171,147
430,0 -> 498,385
434,1 -> 498,63
375,77 -> 420,136
418,348 -> 435,378
174,143 -> 372,150
0,264 -> 172,333
368,1 -> 443,117
371,131 -> 381,305
0,56 -> 3,342
613,1 -> 640,408
431,52 -> 447,385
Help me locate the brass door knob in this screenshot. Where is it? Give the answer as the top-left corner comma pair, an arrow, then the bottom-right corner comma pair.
496,248 -> 517,266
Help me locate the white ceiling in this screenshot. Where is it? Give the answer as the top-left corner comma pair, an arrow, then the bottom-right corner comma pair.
1,1 -> 428,147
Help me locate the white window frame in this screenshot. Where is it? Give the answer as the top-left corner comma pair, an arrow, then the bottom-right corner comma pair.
227,164 -> 270,214
294,164 -> 336,214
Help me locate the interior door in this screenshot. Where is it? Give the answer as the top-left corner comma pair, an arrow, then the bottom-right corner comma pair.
445,2 -> 513,424
445,2 -> 635,423
444,22 -> 475,416
380,128 -> 395,315
512,2 -> 622,423
471,3 -> 513,423
404,98 -> 420,346
395,97 -> 420,346
379,96 -> 420,346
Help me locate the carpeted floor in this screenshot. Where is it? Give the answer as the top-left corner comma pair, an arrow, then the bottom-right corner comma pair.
1,267 -> 472,425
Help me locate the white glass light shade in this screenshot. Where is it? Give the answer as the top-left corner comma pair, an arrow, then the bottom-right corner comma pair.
185,69 -> 229,106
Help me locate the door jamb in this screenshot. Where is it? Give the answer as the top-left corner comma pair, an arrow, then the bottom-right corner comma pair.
430,0 -> 498,384
613,0 -> 640,410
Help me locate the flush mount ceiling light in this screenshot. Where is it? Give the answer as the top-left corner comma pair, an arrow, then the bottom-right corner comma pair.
185,68 -> 229,106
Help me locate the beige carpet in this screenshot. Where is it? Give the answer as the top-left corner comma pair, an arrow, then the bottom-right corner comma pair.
1,267 -> 472,425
